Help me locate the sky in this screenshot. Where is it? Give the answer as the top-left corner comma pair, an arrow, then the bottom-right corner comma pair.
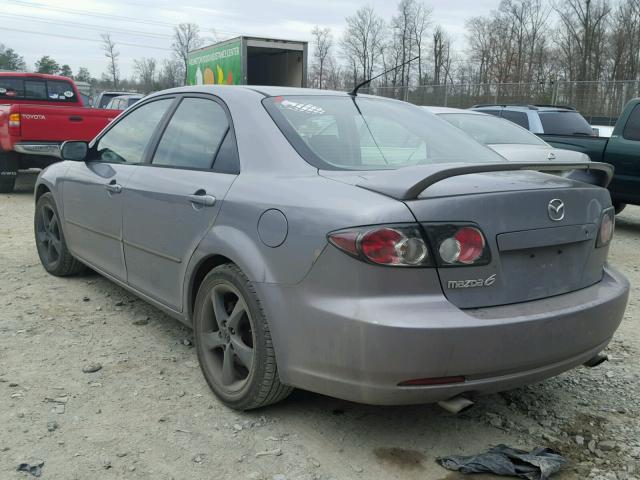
1,0 -> 498,78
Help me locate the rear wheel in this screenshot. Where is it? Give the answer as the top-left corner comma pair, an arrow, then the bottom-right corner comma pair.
613,202 -> 626,215
193,264 -> 292,410
34,193 -> 84,276
0,151 -> 18,193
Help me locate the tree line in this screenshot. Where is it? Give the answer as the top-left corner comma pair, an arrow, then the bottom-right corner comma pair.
310,0 -> 640,91
3,0 -> 640,96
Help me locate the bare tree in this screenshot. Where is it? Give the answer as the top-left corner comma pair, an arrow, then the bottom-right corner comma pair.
340,6 -> 386,86
173,23 -> 202,85
311,26 -> 333,89
432,25 -> 452,85
411,2 -> 432,84
159,58 -> 183,89
555,0 -> 612,82
101,33 -> 120,89
134,57 -> 157,93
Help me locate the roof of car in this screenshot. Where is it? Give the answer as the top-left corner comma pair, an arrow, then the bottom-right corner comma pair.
472,104 -> 576,112
422,106 -> 488,115
112,94 -> 143,99
0,72 -> 74,82
147,85 -> 359,100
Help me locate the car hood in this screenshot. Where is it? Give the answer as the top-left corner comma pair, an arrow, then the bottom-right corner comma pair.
488,144 -> 590,163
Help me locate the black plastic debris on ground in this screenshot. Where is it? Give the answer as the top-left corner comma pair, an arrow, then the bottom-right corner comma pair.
437,444 -> 567,480
17,461 -> 44,477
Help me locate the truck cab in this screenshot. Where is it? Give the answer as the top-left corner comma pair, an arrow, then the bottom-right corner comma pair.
0,73 -> 118,192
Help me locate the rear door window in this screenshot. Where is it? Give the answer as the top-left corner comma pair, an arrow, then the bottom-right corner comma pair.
152,97 -> 236,171
623,104 -> 640,141
539,111 -> 593,135
501,110 -> 530,129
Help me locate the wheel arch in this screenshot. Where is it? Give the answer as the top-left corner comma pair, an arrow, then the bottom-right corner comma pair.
186,254 -> 236,325
35,183 -> 51,202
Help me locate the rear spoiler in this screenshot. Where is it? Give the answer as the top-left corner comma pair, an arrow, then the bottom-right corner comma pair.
357,162 -> 613,201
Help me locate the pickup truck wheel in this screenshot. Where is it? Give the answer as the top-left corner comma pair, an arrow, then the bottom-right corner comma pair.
194,264 -> 293,410
0,151 -> 18,193
34,193 -> 85,276
613,202 -> 626,215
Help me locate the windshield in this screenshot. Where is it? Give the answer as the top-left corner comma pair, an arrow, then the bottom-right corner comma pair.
438,112 -> 547,146
263,95 -> 502,170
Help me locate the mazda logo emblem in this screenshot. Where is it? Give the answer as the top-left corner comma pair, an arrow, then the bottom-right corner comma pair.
548,199 -> 565,221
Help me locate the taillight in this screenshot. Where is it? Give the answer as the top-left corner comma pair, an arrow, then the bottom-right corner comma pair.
328,225 -> 430,267
8,113 -> 21,132
438,227 -> 485,264
596,207 -> 615,248
423,224 -> 491,266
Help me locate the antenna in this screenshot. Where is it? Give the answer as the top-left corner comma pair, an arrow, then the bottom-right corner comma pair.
348,56 -> 420,97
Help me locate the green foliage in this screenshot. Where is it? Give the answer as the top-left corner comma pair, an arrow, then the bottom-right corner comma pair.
35,55 -> 60,74
0,43 -> 26,71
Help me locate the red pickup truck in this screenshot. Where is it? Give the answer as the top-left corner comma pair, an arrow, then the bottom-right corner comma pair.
0,72 -> 119,192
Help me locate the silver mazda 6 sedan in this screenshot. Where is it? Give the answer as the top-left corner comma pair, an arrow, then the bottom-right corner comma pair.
34,86 -> 629,410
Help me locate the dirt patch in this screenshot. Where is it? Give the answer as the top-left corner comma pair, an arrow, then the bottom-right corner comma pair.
1,173 -> 639,480
373,447 -> 426,470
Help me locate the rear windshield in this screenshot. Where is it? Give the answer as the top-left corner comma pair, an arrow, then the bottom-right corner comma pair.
99,94 -> 120,108
263,96 -> 502,170
0,77 -> 77,102
539,111 -> 593,135
438,113 -> 547,146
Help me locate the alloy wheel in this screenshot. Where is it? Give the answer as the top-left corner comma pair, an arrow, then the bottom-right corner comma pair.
200,282 -> 255,391
36,205 -> 62,266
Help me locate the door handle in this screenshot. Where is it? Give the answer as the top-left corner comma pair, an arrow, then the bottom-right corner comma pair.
105,181 -> 122,194
187,193 -> 216,207
69,115 -> 83,122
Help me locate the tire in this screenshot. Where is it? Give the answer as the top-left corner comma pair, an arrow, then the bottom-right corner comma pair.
193,264 -> 292,410
0,151 -> 18,193
613,202 -> 626,215
34,192 -> 85,276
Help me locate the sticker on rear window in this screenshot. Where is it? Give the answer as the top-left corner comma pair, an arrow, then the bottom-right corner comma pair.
6,91 -> 16,97
279,99 -> 325,115
49,93 -> 59,99
64,90 -> 74,98
0,88 -> 6,94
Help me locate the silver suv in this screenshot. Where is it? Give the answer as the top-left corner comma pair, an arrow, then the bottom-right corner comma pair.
471,104 -> 594,136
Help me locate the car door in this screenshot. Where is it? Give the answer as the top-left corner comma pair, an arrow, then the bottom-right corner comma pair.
61,97 -> 175,281
606,103 -> 640,202
121,95 -> 239,310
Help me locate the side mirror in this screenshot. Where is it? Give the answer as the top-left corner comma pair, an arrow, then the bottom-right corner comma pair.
60,141 -> 88,161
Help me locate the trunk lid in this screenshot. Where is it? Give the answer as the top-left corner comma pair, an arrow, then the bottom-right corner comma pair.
488,144 -> 590,163
321,165 -> 612,309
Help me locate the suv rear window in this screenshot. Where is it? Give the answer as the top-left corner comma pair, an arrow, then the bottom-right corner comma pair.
263,95 -> 502,170
539,111 -> 593,135
0,77 -> 77,102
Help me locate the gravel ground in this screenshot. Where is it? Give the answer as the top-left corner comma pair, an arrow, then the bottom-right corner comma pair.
1,173 -> 638,480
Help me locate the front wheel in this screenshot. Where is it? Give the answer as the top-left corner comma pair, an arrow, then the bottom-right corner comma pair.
34,193 -> 85,276
193,264 -> 292,410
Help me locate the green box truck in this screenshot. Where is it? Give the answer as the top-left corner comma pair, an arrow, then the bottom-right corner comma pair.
187,36 -> 308,87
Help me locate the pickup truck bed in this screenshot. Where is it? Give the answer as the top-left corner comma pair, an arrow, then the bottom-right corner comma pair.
540,98 -> 640,212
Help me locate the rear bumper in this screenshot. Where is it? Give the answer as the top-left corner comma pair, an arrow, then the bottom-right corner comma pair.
257,261 -> 629,405
14,142 -> 61,157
